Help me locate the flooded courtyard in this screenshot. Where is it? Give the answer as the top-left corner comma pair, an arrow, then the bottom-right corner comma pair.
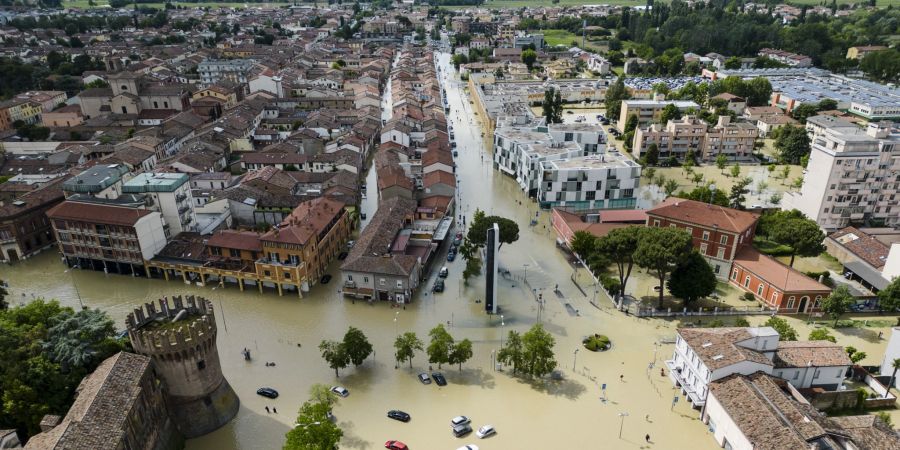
1,52 -> 895,450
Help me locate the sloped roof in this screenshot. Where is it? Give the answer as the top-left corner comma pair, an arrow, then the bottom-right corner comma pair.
647,197 -> 758,234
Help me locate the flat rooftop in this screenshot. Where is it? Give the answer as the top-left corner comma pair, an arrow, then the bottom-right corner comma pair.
544,150 -> 639,170
123,172 -> 189,193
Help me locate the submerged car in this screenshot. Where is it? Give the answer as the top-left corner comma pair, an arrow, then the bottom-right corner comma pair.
418,373 -> 432,384
256,387 -> 279,398
475,425 -> 496,438
433,372 -> 447,386
387,410 -> 411,422
330,386 -> 349,397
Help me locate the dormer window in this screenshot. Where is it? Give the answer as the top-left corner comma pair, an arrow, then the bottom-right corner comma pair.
121,85 -> 128,91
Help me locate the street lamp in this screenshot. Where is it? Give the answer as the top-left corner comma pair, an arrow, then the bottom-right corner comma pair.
522,263 -> 530,284
394,311 -> 400,337
573,348 -> 579,371
499,314 -> 505,347
212,286 -> 228,333
618,412 -> 629,439
64,264 -> 85,310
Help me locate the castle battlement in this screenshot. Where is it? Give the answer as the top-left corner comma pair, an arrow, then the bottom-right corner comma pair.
126,295 -> 218,356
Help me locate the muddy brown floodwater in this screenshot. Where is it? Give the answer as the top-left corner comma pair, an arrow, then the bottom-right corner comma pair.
1,52 -> 734,450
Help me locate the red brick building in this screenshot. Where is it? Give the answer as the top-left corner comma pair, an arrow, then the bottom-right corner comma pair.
645,198 -> 759,278
730,247 -> 831,313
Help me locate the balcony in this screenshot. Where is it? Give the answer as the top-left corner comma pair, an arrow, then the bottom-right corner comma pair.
176,193 -> 188,202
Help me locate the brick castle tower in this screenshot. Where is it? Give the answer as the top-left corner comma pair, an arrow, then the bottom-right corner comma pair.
126,295 -> 240,438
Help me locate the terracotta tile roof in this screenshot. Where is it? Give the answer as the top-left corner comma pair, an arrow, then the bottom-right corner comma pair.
207,230 -> 262,252
733,247 -> 831,293
47,200 -> 152,227
242,152 -> 308,165
677,327 -> 774,371
422,148 -> 454,167
24,352 -> 152,450
647,197 -> 758,234
709,372 -> 830,450
827,227 -> 890,269
341,196 -> 419,277
260,197 -> 345,246
423,170 -> 455,188
772,341 -> 851,368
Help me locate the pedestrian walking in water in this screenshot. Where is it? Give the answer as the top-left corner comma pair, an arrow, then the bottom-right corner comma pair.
265,406 -> 270,414
273,407 -> 277,414
645,434 -> 650,443
620,374 -> 624,382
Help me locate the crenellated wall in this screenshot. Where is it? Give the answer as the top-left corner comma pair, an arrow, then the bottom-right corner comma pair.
126,295 -> 240,439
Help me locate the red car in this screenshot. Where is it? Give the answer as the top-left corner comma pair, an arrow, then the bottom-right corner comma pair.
385,440 -> 408,450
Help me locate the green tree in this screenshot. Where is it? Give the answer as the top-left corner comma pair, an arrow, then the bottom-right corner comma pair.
658,103 -> 681,125
729,163 -> 741,178
521,48 -> 537,71
644,143 -> 659,165
569,230 -> 598,262
497,330 -> 524,374
0,300 -> 123,439
724,56 -> 742,70
462,255 -> 483,285
634,227 -> 693,308
729,177 -> 752,210
715,153 -> 728,173
466,211 -> 519,249
859,49 -> 900,83
821,285 -> 853,326
678,185 -> 729,207
318,340 -> 349,377
284,401 -> 343,450
770,217 -> 825,267
774,125 -> 811,164
756,209 -> 805,240
449,339 -> 473,371
308,383 -> 339,410
596,226 -> 641,298
543,87 -> 562,124
668,251 -> 717,306
623,114 -> 639,134
664,179 -> 679,197
809,328 -> 837,343
780,165 -> 791,182
604,75 -> 629,120
521,324 -> 557,378
877,276 -> 900,313
342,326 -> 372,367
394,332 -> 424,369
886,358 -> 900,398
845,346 -> 866,364
790,103 -> 821,124
43,308 -> 117,370
427,324 -> 454,369
764,316 -> 797,341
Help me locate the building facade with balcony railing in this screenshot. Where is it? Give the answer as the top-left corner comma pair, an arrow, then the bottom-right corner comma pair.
123,172 -> 197,235
47,199 -> 168,275
784,118 -> 899,230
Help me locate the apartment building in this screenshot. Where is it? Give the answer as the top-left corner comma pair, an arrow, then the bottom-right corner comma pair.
198,59 -> 256,86
62,164 -> 131,200
494,126 -> 582,196
666,326 -> 851,409
256,197 -> 351,295
783,118 -> 900,230
47,199 -> 168,275
0,98 -> 43,130
0,181 -> 65,263
538,151 -> 641,210
341,196 -> 423,303
757,48 -> 812,67
617,99 -> 699,132
122,172 -> 196,235
634,116 -> 760,162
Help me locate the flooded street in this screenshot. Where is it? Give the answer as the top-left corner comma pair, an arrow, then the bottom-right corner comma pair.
0,53 -> 803,450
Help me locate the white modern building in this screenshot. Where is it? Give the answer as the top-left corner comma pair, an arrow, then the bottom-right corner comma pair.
617,99 -> 700,132
666,327 -> 851,409
538,151 -> 641,210
198,59 -> 256,87
882,327 -> 900,388
783,118 -> 900,230
494,123 -> 640,209
122,172 -> 196,235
